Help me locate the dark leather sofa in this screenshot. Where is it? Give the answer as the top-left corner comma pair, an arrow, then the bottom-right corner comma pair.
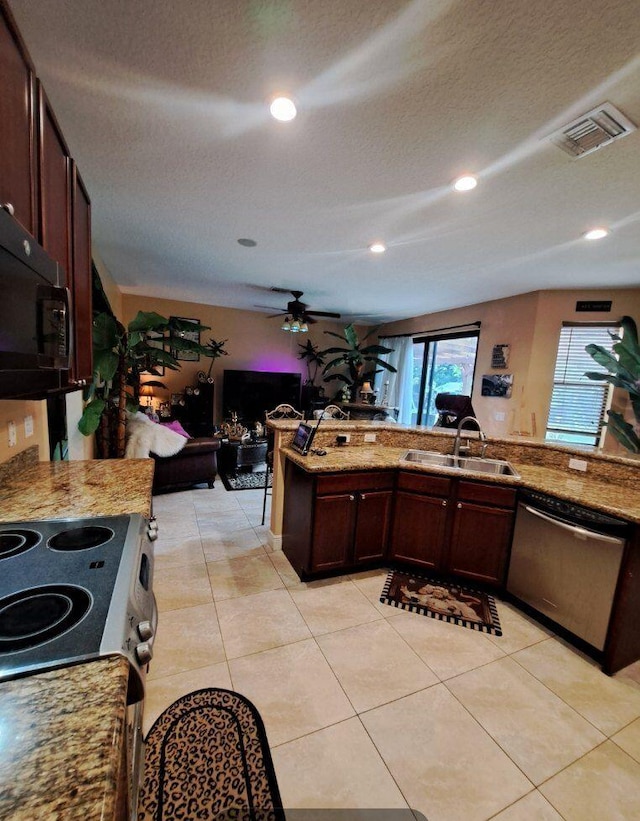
151,437 -> 221,494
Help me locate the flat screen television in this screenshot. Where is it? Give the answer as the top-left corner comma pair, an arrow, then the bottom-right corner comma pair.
222,370 -> 302,428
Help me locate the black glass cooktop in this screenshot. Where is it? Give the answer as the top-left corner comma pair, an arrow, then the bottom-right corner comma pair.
0,515 -> 132,681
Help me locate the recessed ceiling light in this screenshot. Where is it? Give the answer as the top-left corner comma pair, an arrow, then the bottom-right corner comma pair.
237,238 -> 257,247
583,227 -> 609,241
453,174 -> 478,192
270,96 -> 297,122
369,242 -> 386,254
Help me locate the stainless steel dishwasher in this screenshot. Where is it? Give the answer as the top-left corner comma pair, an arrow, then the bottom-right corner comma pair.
507,490 -> 630,651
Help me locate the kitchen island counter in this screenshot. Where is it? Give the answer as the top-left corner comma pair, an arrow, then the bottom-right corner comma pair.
280,443 -> 640,524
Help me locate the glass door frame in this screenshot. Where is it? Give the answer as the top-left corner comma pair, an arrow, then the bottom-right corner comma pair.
413,330 -> 480,426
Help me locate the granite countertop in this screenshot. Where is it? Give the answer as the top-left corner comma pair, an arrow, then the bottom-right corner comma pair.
282,445 -> 640,524
0,657 -> 130,820
0,458 -> 154,522
0,458 -> 155,819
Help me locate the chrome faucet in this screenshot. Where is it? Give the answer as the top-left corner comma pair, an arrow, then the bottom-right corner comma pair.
453,416 -> 487,458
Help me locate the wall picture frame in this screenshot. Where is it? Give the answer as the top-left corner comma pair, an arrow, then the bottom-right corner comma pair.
170,316 -> 200,361
481,373 -> 513,398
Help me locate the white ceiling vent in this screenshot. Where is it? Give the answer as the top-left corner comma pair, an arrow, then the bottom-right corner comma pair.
549,102 -> 636,158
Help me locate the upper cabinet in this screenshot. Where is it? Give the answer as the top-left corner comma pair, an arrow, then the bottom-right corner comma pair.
1,0 -> 93,388
37,82 -> 72,280
0,4 -> 37,234
71,166 -> 92,383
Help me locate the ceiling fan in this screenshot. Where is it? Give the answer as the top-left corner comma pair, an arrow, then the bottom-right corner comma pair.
257,290 -> 341,331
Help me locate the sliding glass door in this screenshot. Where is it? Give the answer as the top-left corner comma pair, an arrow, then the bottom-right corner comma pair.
412,332 -> 479,426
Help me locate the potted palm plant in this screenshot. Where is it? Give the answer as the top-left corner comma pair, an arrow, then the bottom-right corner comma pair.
585,315 -> 640,453
318,324 -> 397,401
79,311 -> 223,458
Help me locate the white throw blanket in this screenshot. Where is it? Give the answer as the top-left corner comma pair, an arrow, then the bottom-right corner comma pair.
124,412 -> 187,459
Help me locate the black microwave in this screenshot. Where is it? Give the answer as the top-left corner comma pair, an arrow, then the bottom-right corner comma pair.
0,208 -> 72,399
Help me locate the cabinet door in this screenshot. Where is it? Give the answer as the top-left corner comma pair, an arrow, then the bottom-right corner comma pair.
312,494 -> 356,572
390,491 -> 448,570
354,490 -> 393,564
38,83 -> 71,277
0,7 -> 37,233
71,165 -> 93,383
448,501 -> 514,585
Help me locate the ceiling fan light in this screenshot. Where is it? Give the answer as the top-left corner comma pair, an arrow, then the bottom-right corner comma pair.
290,319 -> 301,332
281,317 -> 291,331
300,322 -> 309,333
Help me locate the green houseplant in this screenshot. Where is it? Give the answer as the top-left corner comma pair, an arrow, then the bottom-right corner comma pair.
318,323 -> 397,400
79,311 -> 222,458
585,314 -> 640,453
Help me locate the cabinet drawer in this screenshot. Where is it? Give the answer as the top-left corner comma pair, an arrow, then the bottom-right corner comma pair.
316,471 -> 395,495
457,481 -> 517,508
397,471 -> 451,497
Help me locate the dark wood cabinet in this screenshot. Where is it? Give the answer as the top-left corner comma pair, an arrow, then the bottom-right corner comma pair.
70,166 -> 92,383
0,3 -> 37,234
174,384 -> 214,437
283,464 -> 395,579
37,83 -> 72,277
390,471 -> 516,587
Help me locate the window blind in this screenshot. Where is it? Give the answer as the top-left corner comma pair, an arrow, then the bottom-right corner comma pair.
546,324 -> 617,444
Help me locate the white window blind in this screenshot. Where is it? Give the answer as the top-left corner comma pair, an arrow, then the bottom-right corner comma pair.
546,324 -> 617,446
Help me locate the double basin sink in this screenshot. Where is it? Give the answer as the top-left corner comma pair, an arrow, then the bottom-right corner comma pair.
400,449 -> 521,478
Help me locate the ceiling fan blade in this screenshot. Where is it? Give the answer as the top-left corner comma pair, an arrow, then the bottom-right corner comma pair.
306,310 -> 341,318
304,315 -> 318,324
254,303 -> 286,313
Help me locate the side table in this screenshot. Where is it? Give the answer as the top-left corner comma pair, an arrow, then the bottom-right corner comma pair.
218,439 -> 268,476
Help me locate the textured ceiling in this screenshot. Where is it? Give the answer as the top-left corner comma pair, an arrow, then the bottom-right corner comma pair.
8,0 -> 640,323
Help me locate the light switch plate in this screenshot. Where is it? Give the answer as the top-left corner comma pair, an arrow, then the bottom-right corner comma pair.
8,421 -> 17,448
364,432 -> 377,443
24,415 -> 34,438
568,457 -> 588,472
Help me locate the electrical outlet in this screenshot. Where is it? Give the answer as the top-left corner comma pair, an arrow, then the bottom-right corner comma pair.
363,432 -> 377,443
336,433 -> 350,445
24,415 -> 34,438
8,421 -> 17,448
568,458 -> 588,472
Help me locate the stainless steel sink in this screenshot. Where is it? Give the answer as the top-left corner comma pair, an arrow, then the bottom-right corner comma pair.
400,450 -> 520,478
456,456 -> 521,477
400,450 -> 457,467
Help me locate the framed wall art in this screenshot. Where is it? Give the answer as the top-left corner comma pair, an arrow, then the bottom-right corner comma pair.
481,373 -> 513,398
170,316 -> 200,361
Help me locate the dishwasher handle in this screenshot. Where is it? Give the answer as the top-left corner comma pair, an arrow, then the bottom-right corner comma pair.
522,504 -> 626,545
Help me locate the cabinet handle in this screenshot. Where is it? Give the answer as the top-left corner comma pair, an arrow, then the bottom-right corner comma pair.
349,495 -> 355,501
361,494 -> 366,500
457,503 -> 462,509
1,203 -> 15,216
441,500 -> 447,507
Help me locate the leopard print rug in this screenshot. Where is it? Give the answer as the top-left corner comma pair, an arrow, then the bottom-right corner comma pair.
138,688 -> 284,820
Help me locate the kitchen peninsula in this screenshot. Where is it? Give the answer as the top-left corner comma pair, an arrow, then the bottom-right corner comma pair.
0,457 -> 154,820
268,419 -> 640,675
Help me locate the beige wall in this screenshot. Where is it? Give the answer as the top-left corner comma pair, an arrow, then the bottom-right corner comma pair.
121,294 -> 346,424
94,250 -> 123,321
0,399 -> 49,463
379,287 -> 640,451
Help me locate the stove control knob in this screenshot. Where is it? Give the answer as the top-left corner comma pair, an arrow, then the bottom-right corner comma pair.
137,620 -> 154,641
135,641 -> 153,665
147,527 -> 158,541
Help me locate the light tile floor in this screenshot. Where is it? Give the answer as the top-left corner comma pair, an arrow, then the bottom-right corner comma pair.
145,482 -> 640,821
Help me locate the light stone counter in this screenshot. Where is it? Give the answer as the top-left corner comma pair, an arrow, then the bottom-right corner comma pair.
0,458 -> 155,819
0,658 -> 130,820
0,458 -> 154,522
